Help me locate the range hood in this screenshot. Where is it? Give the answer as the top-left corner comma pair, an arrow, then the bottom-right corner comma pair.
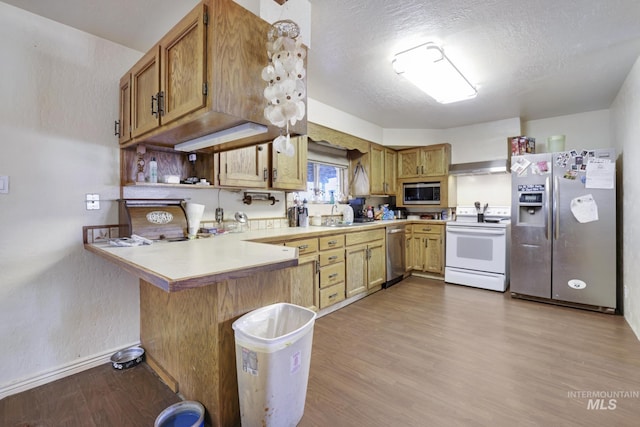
448,159 -> 510,175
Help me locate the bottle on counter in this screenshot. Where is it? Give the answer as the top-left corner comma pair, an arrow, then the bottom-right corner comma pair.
367,206 -> 374,219
149,157 -> 158,183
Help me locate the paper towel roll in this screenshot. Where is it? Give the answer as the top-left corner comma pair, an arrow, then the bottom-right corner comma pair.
186,203 -> 205,236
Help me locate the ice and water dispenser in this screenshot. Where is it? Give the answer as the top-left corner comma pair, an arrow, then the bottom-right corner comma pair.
516,184 -> 545,226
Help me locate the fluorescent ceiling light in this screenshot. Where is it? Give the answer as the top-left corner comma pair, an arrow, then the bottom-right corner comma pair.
174,122 -> 268,152
392,42 -> 477,104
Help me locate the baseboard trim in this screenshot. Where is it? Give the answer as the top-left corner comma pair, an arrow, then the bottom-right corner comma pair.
0,341 -> 141,400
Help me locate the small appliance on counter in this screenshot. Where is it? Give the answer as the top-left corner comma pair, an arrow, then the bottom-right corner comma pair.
120,199 -> 188,241
348,198 -> 375,223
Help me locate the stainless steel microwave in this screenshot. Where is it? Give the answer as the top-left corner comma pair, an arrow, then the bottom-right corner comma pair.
403,182 -> 441,205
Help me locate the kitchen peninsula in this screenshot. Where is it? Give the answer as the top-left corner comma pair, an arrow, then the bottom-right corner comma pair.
84,219 -> 443,426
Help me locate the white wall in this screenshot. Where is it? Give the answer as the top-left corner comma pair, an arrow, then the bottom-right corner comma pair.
610,57 -> 640,339
0,3 -> 143,397
523,109 -> 612,152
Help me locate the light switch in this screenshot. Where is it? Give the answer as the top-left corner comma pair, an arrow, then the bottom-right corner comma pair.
0,176 -> 8,194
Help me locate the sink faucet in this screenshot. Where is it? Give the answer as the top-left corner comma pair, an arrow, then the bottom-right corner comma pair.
326,203 -> 339,225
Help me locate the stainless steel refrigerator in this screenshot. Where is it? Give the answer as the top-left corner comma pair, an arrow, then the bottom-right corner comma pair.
510,148 -> 617,312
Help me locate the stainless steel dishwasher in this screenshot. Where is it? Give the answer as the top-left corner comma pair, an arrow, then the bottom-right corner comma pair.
385,224 -> 406,288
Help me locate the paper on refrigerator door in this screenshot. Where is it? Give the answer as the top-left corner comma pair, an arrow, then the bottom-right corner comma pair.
570,194 -> 598,223
585,158 -> 615,189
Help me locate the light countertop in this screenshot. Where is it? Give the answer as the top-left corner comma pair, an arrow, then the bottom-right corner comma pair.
85,219 -> 447,292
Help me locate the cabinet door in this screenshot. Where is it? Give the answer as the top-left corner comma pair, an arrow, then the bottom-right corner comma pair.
423,146 -> 447,176
159,3 -> 207,126
423,233 -> 443,274
384,148 -> 397,195
118,73 -> 132,145
272,135 -> 307,190
412,235 -> 424,270
405,234 -> 413,273
291,254 -> 319,312
369,144 -> 385,194
131,47 -> 161,138
345,244 -> 367,297
218,143 -> 269,188
398,148 -> 420,178
367,240 -> 386,289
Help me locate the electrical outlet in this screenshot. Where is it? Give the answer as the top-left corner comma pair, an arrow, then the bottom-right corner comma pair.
86,193 -> 100,210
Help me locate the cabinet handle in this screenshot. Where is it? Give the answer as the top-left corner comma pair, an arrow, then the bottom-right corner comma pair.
114,120 -> 121,137
421,165 -> 424,174
151,94 -> 159,118
425,238 -> 428,248
273,168 -> 277,181
328,240 -> 337,245
366,248 -> 371,260
263,168 -> 268,181
422,227 -> 432,232
315,260 -> 320,274
329,293 -> 338,299
328,255 -> 338,261
298,244 -> 309,250
416,166 -> 419,174
158,91 -> 165,117
328,273 -> 338,279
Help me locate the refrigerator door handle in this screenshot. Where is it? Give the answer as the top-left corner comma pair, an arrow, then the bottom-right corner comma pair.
554,176 -> 560,240
545,176 -> 551,240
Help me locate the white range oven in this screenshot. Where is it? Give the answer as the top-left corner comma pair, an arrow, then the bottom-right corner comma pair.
444,206 -> 511,292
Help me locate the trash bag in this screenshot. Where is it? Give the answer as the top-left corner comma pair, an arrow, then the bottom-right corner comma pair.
352,162 -> 369,195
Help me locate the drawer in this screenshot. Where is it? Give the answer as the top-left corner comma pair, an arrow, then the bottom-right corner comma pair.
319,262 -> 345,288
319,248 -> 344,267
319,282 -> 345,309
319,234 -> 344,250
413,224 -> 443,234
285,237 -> 318,255
345,228 -> 385,246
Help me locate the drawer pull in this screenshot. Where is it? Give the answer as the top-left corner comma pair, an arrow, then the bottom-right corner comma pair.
329,293 -> 338,299
422,227 -> 432,232
328,255 -> 338,261
328,273 -> 338,279
328,240 -> 337,245
298,244 -> 309,250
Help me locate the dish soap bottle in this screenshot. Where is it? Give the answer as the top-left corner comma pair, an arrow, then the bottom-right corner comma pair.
149,157 -> 158,183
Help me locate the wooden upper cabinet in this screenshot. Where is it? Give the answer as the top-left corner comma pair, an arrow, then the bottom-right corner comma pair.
369,144 -> 397,195
369,144 -> 385,194
159,3 -> 207,125
131,47 -> 160,138
218,143 -> 269,188
271,135 -> 308,191
397,144 -> 450,178
130,4 -> 207,140
384,148 -> 397,195
118,0 -> 306,150
118,74 -> 132,145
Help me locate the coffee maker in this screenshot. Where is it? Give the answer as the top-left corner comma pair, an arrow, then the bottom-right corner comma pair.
348,198 -> 373,222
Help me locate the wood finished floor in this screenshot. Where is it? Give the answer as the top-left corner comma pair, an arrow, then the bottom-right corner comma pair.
3,276 -> 640,426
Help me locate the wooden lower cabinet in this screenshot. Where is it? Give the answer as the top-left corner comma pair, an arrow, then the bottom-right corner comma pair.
411,224 -> 444,275
284,237 -> 320,312
318,235 -> 345,309
291,253 -> 319,312
345,229 -> 386,296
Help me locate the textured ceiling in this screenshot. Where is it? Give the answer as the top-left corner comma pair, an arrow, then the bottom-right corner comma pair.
4,0 -> 640,129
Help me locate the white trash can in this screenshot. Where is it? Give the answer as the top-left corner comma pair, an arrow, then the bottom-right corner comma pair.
232,303 -> 317,427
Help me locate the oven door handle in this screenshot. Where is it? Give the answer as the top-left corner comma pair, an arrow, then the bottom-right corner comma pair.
446,228 -> 506,236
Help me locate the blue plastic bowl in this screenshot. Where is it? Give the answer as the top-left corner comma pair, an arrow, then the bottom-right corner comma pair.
154,401 -> 205,427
